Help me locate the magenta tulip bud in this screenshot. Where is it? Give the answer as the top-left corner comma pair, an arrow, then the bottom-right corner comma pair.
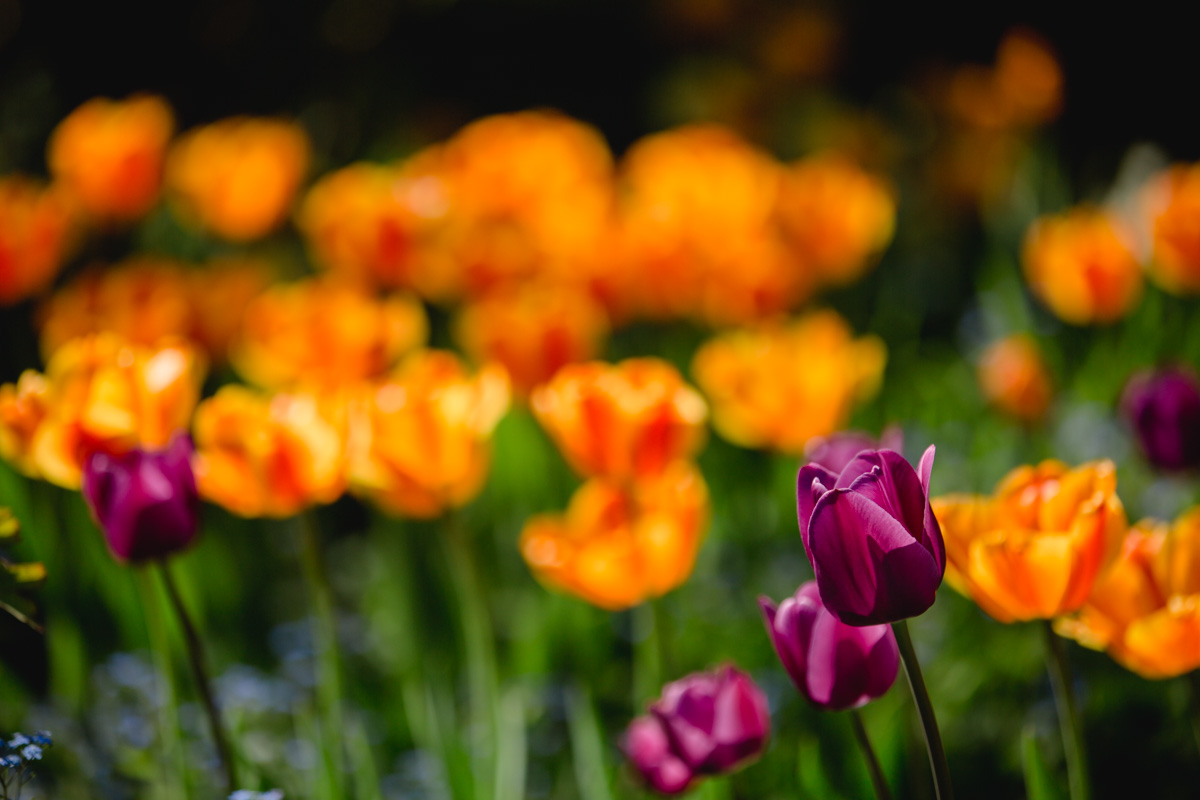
1121,367 -> 1200,471
760,582 -> 899,711
624,666 -> 770,794
804,426 -> 904,475
797,445 -> 944,626
82,435 -> 201,563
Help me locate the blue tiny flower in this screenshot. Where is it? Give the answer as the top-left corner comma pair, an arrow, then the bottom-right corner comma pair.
0,754 -> 21,768
21,744 -> 43,761
8,733 -> 29,748
31,731 -> 52,747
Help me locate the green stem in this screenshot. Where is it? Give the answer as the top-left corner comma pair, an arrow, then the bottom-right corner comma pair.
138,570 -> 191,800
1042,621 -> 1090,800
157,563 -> 237,793
298,511 -> 347,800
850,709 -> 892,800
892,619 -> 953,800
632,602 -> 661,711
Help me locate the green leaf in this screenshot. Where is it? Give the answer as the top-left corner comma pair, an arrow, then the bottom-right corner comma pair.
1022,727 -> 1067,800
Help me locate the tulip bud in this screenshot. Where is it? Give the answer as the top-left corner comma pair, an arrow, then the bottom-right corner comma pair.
82,434 -> 200,563
797,446 -> 945,625
803,426 -> 904,475
760,582 -> 899,710
1121,367 -> 1200,471
623,666 -> 770,795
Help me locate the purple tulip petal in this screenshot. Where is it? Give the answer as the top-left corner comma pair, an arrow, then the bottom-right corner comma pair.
796,463 -> 838,555
917,445 -> 945,571
624,716 -> 694,795
863,627 -> 901,700
807,489 -> 886,622
707,669 -> 770,772
865,537 -> 942,624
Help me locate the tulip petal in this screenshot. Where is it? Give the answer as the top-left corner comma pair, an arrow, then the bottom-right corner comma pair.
807,489 -> 887,622
797,463 -> 838,555
707,669 -> 770,772
869,537 -> 941,624
917,445 -> 945,572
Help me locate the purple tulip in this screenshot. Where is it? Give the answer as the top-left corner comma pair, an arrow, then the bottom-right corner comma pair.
804,426 -> 904,475
623,666 -> 770,794
760,582 -> 899,711
797,445 -> 944,626
1121,367 -> 1200,471
82,435 -> 201,563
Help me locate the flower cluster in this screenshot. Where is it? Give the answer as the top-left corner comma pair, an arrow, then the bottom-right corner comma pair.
0,731 -> 51,799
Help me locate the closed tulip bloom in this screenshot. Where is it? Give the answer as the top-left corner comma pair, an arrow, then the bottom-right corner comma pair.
520,460 -> 708,610
1022,208 -> 1142,325
0,177 -> 78,306
1121,367 -> 1200,471
691,312 -> 886,454
760,581 -> 899,710
933,459 -> 1127,623
652,666 -> 770,776
1056,511 -> 1200,678
804,426 -> 903,475
82,434 -> 200,563
47,95 -> 174,223
1141,163 -> 1200,295
531,359 -> 707,482
977,334 -> 1054,423
797,446 -> 944,625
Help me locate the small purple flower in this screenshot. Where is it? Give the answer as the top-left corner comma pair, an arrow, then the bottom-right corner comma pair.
82,434 -> 201,563
623,666 -> 770,795
760,582 -> 899,711
1121,367 -> 1200,471
804,426 -> 904,475
797,446 -> 944,626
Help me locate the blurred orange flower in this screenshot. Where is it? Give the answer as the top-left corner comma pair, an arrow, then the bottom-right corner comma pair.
437,111 -> 616,297
933,459 -> 1127,623
1055,513 -> 1200,678
0,333 -> 205,488
346,350 -> 510,518
1141,163 -> 1200,295
690,311 -> 885,453
531,358 -> 707,482
520,460 -> 709,610
37,256 -> 273,363
47,94 -> 174,223
977,334 -> 1053,423
775,154 -> 895,287
1022,208 -> 1143,325
232,277 -> 427,390
297,156 -> 452,296
193,385 -> 347,518
993,30 -> 1063,128
0,177 -> 78,305
616,124 -> 811,324
455,283 -> 610,397
166,117 -> 310,241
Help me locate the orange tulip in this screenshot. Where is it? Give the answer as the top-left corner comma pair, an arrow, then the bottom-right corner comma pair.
346,350 -> 510,518
232,277 -> 427,391
1141,163 -> 1200,295
192,385 -> 347,518
0,177 -> 78,305
1022,208 -> 1143,325
775,154 -> 895,287
1056,510 -> 1200,678
932,459 -> 1127,623
166,117 -> 310,241
976,334 -> 1053,423
455,283 -> 610,397
690,311 -> 885,453
531,358 -> 707,482
520,460 -> 709,610
0,333 -> 205,488
47,94 -> 174,222
993,30 -> 1062,128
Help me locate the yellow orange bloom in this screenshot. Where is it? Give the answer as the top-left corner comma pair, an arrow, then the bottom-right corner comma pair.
775,154 -> 895,287
993,30 -> 1063,128
0,333 -> 204,488
297,157 -> 452,295
192,385 -> 347,518
690,312 -> 885,453
1056,510 -> 1200,678
346,350 -> 510,518
520,460 -> 709,610
531,358 -> 707,481
232,278 -> 427,391
933,459 -> 1127,623
47,94 -> 174,222
616,124 -> 811,323
166,117 -> 310,241
977,334 -> 1053,423
455,283 -> 610,397
0,177 -> 77,305
1141,163 -> 1200,295
437,111 -> 616,297
1022,208 -> 1143,325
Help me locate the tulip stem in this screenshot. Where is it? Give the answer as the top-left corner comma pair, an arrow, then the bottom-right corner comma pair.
892,619 -> 953,800
849,709 -> 892,800
157,562 -> 238,793
1042,621 -> 1090,800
